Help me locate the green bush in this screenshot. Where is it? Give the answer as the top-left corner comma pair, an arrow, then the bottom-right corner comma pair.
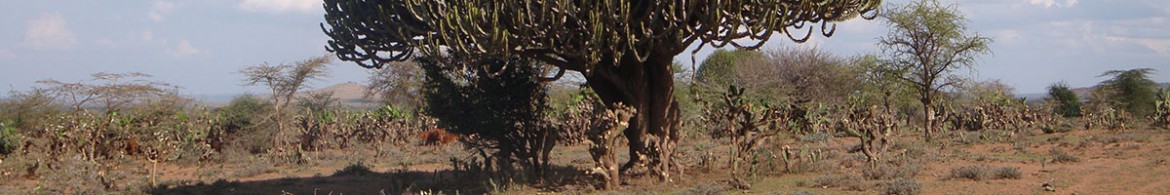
0,121 -> 19,155
214,94 -> 273,153
1047,82 -> 1082,117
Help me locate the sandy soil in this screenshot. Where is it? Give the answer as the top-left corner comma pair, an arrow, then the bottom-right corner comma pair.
3,128 -> 1170,194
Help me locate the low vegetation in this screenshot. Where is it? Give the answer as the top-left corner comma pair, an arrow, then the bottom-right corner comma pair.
2,0 -> 1168,194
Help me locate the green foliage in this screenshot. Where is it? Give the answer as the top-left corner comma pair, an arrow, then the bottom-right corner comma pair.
295,91 -> 340,115
694,49 -> 764,88
214,94 -> 273,153
423,56 -> 548,136
322,0 -> 879,69
370,104 -> 414,120
851,54 -> 914,114
421,55 -> 554,178
879,0 -> 991,141
1047,82 -> 1082,117
1155,88 -> 1170,129
0,121 -> 18,155
1095,68 -> 1158,117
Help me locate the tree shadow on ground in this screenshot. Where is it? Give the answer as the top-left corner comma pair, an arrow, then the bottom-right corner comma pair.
147,163 -> 591,194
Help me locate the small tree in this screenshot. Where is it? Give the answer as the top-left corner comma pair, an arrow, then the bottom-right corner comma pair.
694,49 -> 765,88
239,55 -> 332,146
366,61 -> 425,110
853,54 -> 913,114
1047,82 -> 1082,117
878,0 -> 992,142
323,1 -> 881,179
1095,68 -> 1157,117
422,55 -> 555,180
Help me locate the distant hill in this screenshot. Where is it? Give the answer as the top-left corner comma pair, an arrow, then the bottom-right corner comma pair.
194,82 -> 381,108
296,82 -> 381,108
1018,82 -> 1170,102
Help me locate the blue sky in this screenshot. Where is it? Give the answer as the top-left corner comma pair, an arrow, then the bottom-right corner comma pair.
1,0 -> 1168,98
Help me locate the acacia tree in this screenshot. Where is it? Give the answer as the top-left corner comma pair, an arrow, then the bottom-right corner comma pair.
878,0 -> 990,142
239,55 -> 331,145
1096,68 -> 1158,117
321,0 -> 881,178
37,72 -> 178,112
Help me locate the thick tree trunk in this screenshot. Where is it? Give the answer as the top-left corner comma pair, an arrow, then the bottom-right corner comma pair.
585,51 -> 680,182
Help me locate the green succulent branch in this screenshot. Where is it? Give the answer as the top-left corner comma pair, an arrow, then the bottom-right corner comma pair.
322,0 -> 881,74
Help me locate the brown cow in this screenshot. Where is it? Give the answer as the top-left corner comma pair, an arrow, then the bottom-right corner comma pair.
418,128 -> 459,146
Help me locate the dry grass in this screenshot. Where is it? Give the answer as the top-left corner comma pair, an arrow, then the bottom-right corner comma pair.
810,173 -> 867,191
884,178 -> 921,195
947,165 -> 990,181
1049,147 -> 1081,163
992,166 -> 1021,179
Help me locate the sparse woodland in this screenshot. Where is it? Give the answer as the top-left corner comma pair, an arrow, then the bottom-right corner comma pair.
3,0 -> 1170,194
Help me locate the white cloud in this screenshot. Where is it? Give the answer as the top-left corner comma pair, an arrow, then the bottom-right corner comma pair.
22,13 -> 77,50
238,0 -> 320,14
167,40 -> 202,57
148,1 -> 176,22
139,30 -> 157,43
0,48 -> 15,59
996,29 -> 1021,44
1029,0 -> 1078,8
96,30 -> 166,48
1105,36 -> 1170,54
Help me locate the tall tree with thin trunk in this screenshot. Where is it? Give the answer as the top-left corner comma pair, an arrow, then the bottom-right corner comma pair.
240,55 -> 331,146
321,0 -> 881,181
878,0 -> 991,142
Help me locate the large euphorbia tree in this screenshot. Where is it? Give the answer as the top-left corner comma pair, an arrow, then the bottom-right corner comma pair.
321,0 -> 880,181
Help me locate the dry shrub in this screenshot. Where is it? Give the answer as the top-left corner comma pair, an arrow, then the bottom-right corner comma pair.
232,157 -> 275,178
35,157 -> 146,194
862,162 -> 922,180
884,178 -> 921,195
947,165 -> 989,181
1049,148 -> 1080,163
992,166 -> 1021,179
811,173 -> 867,191
333,162 -> 374,176
683,181 -> 730,195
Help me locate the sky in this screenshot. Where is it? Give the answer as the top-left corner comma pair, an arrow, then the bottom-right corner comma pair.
1,0 -> 1168,99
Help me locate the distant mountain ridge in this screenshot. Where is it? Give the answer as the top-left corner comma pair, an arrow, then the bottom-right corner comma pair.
192,82 -> 380,108
1018,82 -> 1170,101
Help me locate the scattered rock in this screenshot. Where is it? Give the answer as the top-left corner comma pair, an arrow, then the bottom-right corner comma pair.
1041,182 -> 1055,192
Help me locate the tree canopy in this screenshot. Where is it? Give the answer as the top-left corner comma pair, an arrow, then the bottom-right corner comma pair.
322,0 -> 880,71
1096,68 -> 1158,117
322,0 -> 882,183
877,0 -> 991,141
1047,82 -> 1081,117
